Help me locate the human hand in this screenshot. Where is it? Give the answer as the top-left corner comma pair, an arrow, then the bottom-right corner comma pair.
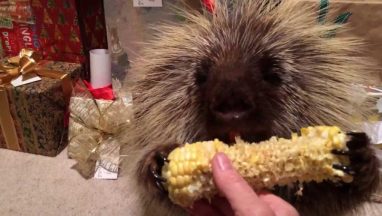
188,153 -> 299,216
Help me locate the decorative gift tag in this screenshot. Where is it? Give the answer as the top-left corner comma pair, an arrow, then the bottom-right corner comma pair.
11,74 -> 41,87
93,136 -> 121,180
94,160 -> 119,180
133,0 -> 162,7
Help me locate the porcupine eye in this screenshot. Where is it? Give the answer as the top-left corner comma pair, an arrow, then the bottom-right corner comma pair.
195,60 -> 211,86
259,57 -> 282,85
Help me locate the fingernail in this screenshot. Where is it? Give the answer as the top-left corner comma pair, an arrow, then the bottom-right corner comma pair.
216,153 -> 233,171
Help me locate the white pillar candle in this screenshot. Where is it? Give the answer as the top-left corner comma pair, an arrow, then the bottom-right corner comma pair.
90,49 -> 112,89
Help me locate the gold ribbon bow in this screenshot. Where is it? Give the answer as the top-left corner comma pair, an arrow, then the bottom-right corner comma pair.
0,49 -> 72,103
0,49 -> 41,84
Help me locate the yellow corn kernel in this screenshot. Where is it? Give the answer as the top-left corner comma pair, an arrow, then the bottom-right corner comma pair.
162,126 -> 352,207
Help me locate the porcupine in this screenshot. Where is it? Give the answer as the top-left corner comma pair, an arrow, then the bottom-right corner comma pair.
120,0 -> 382,215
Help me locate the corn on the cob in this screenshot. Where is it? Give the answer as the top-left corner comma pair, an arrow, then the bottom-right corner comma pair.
161,126 -> 353,207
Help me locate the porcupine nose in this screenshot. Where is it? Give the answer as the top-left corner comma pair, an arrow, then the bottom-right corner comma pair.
210,89 -> 253,122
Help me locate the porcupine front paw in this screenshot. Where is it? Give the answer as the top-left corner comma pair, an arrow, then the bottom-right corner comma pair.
340,132 -> 380,198
138,144 -> 180,195
296,132 -> 380,215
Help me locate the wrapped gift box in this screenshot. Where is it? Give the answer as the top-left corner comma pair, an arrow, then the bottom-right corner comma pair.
31,0 -> 108,78
0,60 -> 81,156
0,0 -> 37,56
67,80 -> 133,178
0,0 -> 108,79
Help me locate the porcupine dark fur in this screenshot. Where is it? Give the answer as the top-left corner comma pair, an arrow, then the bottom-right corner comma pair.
120,0 -> 382,215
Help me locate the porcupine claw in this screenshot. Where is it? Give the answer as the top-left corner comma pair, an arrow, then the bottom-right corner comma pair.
331,149 -> 349,155
331,132 -> 370,176
150,151 -> 168,193
332,164 -> 355,175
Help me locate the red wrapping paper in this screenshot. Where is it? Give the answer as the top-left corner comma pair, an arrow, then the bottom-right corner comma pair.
34,0 -> 108,78
0,25 -> 21,56
16,23 -> 41,50
0,0 -> 34,23
0,1 -> 40,56
0,0 -> 108,78
1,23 -> 40,56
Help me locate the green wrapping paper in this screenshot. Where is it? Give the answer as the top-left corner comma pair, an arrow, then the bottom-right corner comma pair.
0,61 -> 81,156
67,80 -> 133,178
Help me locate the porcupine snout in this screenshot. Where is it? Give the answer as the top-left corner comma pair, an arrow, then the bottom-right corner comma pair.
209,84 -> 254,122
198,53 -> 280,143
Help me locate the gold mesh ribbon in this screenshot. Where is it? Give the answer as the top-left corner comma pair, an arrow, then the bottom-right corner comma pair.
67,80 -> 133,179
